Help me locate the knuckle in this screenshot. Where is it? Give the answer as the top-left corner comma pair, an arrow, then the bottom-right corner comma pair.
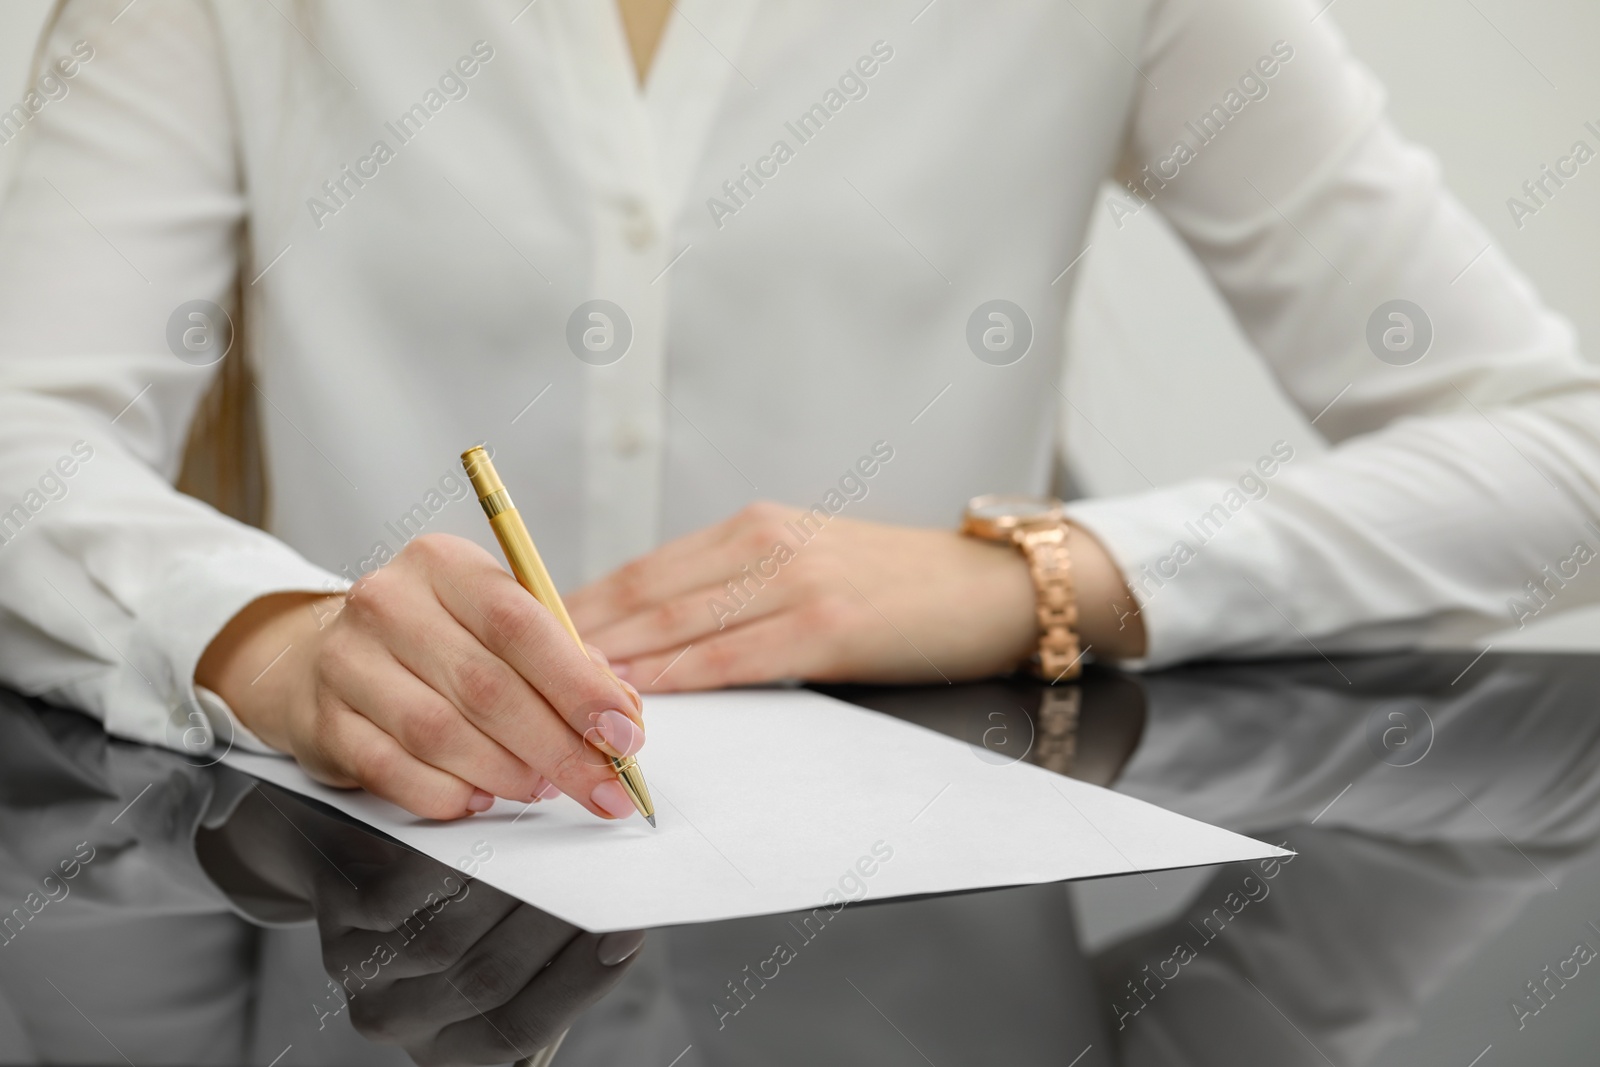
454,656 -> 513,715
349,738 -> 398,790
656,597 -> 696,633
315,630 -> 359,683
799,595 -> 849,631
346,998 -> 400,1042
415,790 -> 469,822
546,739 -> 603,787
696,641 -> 739,681
794,566 -> 835,597
482,592 -> 539,654
739,500 -> 786,526
308,700 -> 345,759
737,519 -> 785,555
403,532 -> 454,568
345,573 -> 399,627
755,505 -> 797,545
610,560 -> 653,613
350,743 -> 466,820
402,700 -> 460,755
451,951 -> 525,1010
339,588 -> 379,630
397,924 -> 459,973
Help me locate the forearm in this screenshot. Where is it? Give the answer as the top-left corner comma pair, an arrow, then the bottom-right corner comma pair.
0,393 -> 344,747
1068,389 -> 1600,666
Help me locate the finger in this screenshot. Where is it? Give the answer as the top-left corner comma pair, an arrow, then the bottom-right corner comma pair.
338,648 -> 546,804
568,502 -> 806,633
354,903 -> 581,1045
350,557 -> 584,737
566,516 -> 744,632
618,609 -> 834,692
375,534 -> 641,735
586,580 -> 790,663
415,631 -> 635,815
305,704 -> 489,821
587,642 -> 642,714
432,561 -> 644,751
616,674 -> 643,711
355,551 -> 638,818
419,928 -> 642,1066
407,653 -> 627,819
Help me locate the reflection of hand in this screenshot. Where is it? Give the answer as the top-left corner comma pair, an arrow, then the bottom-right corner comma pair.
567,502 -> 1145,691
196,534 -> 646,822
198,784 -> 643,1065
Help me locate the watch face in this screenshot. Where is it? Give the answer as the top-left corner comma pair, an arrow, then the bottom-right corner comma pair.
968,494 -> 1060,522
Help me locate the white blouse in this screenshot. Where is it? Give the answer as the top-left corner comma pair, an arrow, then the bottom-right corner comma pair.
1,0 -> 1597,751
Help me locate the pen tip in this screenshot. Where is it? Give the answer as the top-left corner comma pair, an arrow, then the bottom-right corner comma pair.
646,814 -> 657,828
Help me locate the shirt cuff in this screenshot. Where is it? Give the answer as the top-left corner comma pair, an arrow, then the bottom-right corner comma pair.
197,768 -> 317,925
1065,481 -> 1293,670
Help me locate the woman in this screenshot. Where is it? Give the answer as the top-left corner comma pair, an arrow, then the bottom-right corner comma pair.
1,0 -> 1596,824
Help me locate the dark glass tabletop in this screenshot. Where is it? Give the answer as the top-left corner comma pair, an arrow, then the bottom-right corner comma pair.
2,650 -> 1597,1066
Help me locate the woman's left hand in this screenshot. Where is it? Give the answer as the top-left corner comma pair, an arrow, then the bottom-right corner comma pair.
566,503 -> 1048,691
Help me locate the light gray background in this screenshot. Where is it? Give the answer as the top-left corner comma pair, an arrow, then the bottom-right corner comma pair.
3,0 -> 1596,649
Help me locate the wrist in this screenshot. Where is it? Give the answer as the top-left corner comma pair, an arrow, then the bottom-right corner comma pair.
196,591 -> 343,751
962,493 -> 1145,673
959,493 -> 1146,673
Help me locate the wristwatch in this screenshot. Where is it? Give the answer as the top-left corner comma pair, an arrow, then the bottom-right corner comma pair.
961,493 -> 1082,682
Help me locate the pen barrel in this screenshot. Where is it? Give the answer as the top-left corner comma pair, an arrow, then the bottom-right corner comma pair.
462,445 -> 653,825
462,446 -> 588,657
488,507 -> 587,655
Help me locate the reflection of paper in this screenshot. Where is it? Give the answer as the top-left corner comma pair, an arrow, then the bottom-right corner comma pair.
225,689 -> 1286,932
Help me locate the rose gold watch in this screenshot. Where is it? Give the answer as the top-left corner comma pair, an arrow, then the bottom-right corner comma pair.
961,493 -> 1082,682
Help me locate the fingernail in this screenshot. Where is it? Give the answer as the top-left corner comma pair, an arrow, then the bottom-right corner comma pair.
611,662 -> 632,682
597,930 -> 646,966
590,779 -> 636,820
597,709 -> 644,758
534,778 -> 561,800
466,789 -> 495,813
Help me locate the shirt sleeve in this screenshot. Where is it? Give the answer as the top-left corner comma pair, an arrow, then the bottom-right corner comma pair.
0,0 -> 342,752
1064,0 -> 1600,667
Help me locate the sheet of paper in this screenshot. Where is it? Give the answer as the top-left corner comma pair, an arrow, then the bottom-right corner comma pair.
225,689 -> 1286,932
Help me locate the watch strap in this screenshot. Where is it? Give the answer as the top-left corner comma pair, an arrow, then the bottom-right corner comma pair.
1015,523 -> 1082,682
1032,684 -> 1081,774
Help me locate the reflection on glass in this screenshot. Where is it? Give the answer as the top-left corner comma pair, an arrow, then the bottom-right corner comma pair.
5,652 -> 1600,1065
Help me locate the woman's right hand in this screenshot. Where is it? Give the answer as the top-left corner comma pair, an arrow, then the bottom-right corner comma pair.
196,533 -> 646,821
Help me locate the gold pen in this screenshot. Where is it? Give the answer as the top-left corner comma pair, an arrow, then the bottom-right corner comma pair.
461,446 -> 656,827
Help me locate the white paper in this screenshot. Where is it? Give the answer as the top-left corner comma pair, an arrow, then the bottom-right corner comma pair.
224,689 -> 1286,932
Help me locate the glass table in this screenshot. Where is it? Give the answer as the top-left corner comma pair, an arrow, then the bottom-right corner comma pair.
1,650 -> 1595,1065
